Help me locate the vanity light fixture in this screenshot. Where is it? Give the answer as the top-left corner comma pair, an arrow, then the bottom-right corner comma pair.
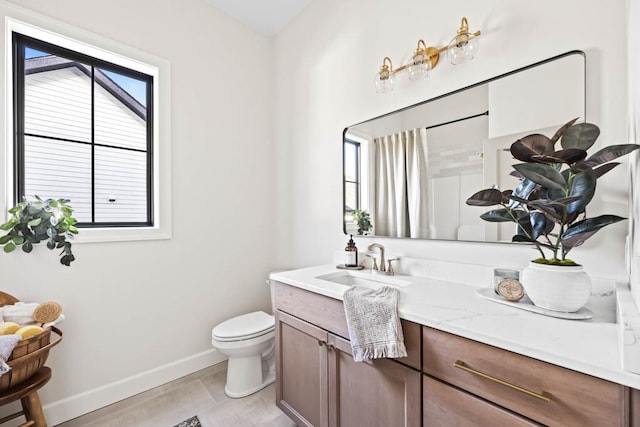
374,17 -> 481,94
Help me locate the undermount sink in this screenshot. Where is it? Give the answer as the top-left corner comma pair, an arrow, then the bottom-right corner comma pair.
315,270 -> 412,288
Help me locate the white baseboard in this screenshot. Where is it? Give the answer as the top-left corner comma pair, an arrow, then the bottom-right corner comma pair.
43,349 -> 226,426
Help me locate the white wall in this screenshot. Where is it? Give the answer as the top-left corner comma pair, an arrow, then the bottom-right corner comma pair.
273,0 -> 630,281
0,0 -> 274,424
0,0 -> 632,423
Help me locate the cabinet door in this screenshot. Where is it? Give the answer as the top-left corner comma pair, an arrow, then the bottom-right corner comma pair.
276,310 -> 329,427
423,375 -> 541,426
328,334 -> 421,427
632,388 -> 640,427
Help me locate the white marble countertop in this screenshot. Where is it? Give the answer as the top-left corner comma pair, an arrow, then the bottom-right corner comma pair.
270,263 -> 640,390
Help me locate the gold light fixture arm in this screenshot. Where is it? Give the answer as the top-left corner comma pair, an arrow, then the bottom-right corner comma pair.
392,39 -> 440,73
377,56 -> 394,80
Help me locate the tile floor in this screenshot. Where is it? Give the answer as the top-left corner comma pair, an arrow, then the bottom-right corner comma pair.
55,362 -> 295,427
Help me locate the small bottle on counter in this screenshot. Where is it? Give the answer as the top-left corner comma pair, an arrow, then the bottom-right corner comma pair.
345,235 -> 358,267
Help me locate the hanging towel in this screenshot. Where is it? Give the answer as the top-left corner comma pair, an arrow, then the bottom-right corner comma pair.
343,286 -> 407,362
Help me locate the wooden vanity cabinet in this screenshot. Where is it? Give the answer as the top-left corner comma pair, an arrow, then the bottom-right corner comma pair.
632,388 -> 640,426
272,281 -> 421,427
272,279 -> 634,426
422,326 -> 627,427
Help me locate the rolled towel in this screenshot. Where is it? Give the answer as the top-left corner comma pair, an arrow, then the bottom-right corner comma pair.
43,314 -> 65,329
1,302 -> 39,326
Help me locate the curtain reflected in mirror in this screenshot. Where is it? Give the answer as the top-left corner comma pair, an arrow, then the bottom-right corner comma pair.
373,128 -> 429,238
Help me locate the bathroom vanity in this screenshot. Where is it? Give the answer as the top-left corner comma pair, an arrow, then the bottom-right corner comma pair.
270,263 -> 640,427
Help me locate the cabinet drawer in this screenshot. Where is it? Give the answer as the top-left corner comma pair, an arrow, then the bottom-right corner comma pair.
422,327 -> 625,427
271,280 -> 421,370
424,375 -> 541,426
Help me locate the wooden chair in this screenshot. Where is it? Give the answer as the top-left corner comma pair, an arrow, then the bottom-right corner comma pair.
0,367 -> 51,427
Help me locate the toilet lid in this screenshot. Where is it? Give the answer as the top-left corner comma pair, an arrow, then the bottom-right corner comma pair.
212,311 -> 275,341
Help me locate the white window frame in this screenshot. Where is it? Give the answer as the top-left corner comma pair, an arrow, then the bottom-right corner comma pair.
3,11 -> 171,243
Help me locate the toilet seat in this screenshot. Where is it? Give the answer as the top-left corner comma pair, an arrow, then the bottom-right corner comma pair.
212,311 -> 275,342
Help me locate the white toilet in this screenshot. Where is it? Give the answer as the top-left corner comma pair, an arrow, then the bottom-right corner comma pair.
211,310 -> 276,398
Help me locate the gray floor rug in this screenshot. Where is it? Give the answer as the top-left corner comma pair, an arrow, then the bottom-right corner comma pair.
173,415 -> 202,427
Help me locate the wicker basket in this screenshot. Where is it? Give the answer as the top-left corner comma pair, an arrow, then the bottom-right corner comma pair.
0,292 -> 63,393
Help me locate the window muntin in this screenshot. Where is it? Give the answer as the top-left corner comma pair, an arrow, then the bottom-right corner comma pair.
13,33 -> 154,227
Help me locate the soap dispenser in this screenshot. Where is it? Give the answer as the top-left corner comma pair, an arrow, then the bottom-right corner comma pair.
345,235 -> 358,267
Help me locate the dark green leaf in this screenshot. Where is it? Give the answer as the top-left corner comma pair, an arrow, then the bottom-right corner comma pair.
567,168 -> 596,214
3,242 -> 16,253
46,239 -> 55,250
0,219 -> 17,231
510,134 -> 554,162
0,235 -> 10,245
593,162 -> 620,178
530,211 -> 549,239
551,118 -> 579,143
60,254 -> 75,266
11,235 -> 24,245
531,148 -> 587,164
512,163 -> 566,191
560,123 -> 600,150
508,179 -> 537,209
27,205 -> 41,215
27,218 -> 42,227
584,144 -> 640,167
22,241 -> 33,253
480,208 -> 527,223
466,189 -> 505,206
528,199 -> 564,221
561,214 -> 626,253
512,235 -> 537,243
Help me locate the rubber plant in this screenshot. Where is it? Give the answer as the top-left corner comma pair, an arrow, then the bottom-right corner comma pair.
0,196 -> 78,266
352,209 -> 372,235
466,118 -> 640,266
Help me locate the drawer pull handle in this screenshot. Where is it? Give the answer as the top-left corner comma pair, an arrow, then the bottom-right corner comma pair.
453,360 -> 552,403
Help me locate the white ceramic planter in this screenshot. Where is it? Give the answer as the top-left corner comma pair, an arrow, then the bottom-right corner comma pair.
521,262 -> 591,312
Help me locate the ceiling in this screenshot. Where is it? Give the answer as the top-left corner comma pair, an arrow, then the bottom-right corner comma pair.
205,0 -> 312,37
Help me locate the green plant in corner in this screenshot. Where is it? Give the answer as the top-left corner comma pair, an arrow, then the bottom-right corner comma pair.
352,209 -> 372,235
466,118 -> 640,266
0,196 -> 78,266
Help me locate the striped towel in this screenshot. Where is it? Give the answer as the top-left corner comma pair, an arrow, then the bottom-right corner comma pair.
343,286 -> 407,362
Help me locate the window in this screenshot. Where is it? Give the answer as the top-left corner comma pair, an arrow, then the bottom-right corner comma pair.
13,33 -> 153,227
4,16 -> 171,242
343,139 -> 360,221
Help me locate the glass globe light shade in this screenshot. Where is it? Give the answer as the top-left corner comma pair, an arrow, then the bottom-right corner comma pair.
407,53 -> 431,81
447,33 -> 479,65
374,70 -> 396,94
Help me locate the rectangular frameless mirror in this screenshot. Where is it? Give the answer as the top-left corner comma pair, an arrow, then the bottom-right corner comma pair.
343,50 -> 585,242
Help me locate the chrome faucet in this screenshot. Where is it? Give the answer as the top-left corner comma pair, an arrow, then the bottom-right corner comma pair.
367,243 -> 386,272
